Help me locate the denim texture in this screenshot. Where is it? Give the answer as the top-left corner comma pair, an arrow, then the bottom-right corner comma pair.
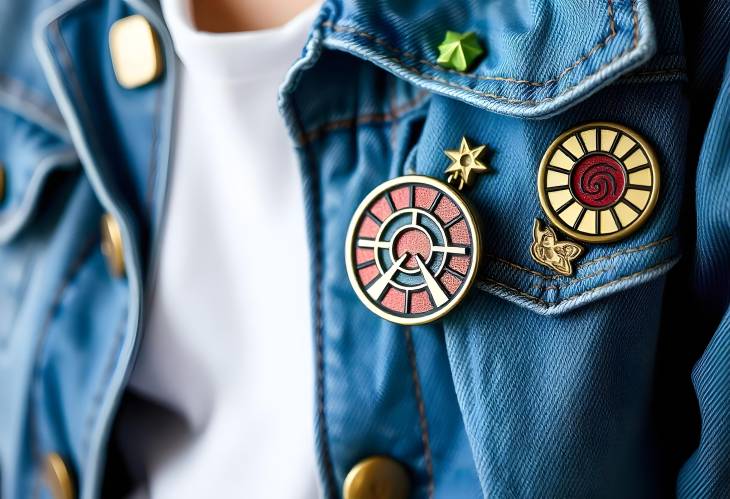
675,49 -> 730,498
0,0 -> 728,497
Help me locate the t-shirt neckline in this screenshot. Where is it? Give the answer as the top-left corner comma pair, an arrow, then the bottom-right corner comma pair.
161,0 -> 320,82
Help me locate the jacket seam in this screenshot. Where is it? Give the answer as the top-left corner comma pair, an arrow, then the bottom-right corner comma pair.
30,233 -> 98,496
144,80 -> 164,212
307,126 -> 337,495
0,74 -> 64,122
579,235 -> 673,268
529,266 -> 617,292
280,18 -> 337,492
323,0 -> 639,105
296,89 -> 430,145
81,309 -> 127,456
0,73 -> 69,138
484,234 -> 673,281
322,0 -> 617,87
404,328 -> 435,498
479,257 -> 677,307
0,249 -> 34,349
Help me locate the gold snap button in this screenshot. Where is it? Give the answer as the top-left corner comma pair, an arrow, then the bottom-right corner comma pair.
0,162 -> 5,203
43,453 -> 75,499
100,213 -> 125,277
109,15 -> 163,89
343,456 -> 410,499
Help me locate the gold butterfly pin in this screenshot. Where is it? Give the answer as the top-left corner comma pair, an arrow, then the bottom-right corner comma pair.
530,219 -> 584,276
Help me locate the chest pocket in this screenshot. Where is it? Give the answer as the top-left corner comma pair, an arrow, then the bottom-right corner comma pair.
323,0 -> 683,315
409,88 -> 683,316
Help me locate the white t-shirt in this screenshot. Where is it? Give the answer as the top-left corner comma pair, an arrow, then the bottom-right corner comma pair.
128,2 -> 320,498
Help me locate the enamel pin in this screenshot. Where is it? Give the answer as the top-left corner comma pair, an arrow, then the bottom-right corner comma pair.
345,138 -> 489,325
537,122 -> 660,244
531,219 -> 583,276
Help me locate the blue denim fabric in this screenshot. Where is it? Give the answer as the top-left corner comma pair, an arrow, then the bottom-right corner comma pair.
0,0 -> 173,496
0,0 -> 728,498
676,50 -> 730,499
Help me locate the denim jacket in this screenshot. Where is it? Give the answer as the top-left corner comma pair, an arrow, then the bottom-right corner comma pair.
1,0 -> 728,497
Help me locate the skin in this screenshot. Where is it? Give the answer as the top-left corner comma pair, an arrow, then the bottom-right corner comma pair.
191,0 -> 318,32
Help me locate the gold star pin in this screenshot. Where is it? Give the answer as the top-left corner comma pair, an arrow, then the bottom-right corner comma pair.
444,137 -> 490,190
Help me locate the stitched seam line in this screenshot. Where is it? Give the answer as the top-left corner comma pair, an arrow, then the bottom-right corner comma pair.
405,328 -> 435,498
81,309 -> 127,455
484,235 -> 673,281
30,234 -> 98,496
323,0 -> 640,105
306,121 -> 337,493
0,250 -> 35,349
315,285 -> 337,496
323,0 -> 624,88
480,257 -> 677,307
322,0 -> 617,87
579,235 -> 673,268
529,266 -> 616,292
145,85 -> 163,211
0,73 -> 67,127
296,90 -> 430,145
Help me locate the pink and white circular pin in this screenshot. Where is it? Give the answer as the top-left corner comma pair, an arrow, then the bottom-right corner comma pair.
345,175 -> 482,325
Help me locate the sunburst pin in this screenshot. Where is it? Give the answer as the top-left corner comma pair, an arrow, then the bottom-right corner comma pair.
444,137 -> 490,190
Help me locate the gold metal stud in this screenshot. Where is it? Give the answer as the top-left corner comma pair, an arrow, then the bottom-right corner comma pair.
343,456 -> 410,499
109,15 -> 163,89
43,453 -> 75,499
530,219 -> 583,276
537,122 -> 660,243
0,162 -> 5,203
100,213 -> 125,277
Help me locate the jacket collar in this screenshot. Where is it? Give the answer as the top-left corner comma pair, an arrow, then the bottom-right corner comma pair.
318,0 -> 657,119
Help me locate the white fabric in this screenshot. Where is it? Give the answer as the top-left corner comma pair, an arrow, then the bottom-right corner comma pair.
128,2 -> 320,498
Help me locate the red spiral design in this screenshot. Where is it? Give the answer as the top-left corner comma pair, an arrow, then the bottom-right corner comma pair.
570,153 -> 627,208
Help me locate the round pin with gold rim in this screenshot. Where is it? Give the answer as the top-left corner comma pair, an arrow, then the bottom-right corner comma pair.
537,122 -> 660,243
345,138 -> 488,325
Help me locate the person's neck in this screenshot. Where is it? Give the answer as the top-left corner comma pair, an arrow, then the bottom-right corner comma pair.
191,0 -> 316,32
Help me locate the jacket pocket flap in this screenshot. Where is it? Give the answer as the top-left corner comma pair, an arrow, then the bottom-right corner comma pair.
406,83 -> 684,316
320,0 -> 656,118
0,105 -> 77,244
476,234 -> 679,315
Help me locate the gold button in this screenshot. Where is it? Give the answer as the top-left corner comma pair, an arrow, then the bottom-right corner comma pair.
343,456 -> 410,499
109,15 -> 163,89
0,162 -> 5,203
43,453 -> 75,499
100,213 -> 125,277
